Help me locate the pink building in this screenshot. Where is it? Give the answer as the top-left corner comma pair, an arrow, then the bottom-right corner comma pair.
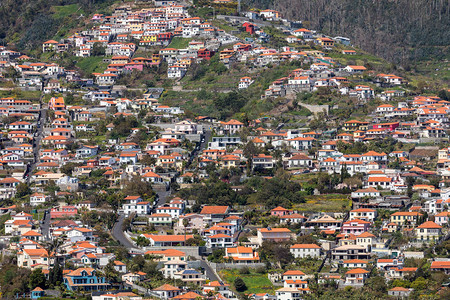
270,206 -> 292,217
372,122 -> 399,131
341,219 -> 371,235
50,206 -> 78,219
125,62 -> 144,72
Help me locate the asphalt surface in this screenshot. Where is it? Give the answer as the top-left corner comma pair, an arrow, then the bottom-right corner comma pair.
155,188 -> 171,208
26,103 -> 47,183
112,214 -> 136,249
200,259 -> 220,282
41,210 -> 51,238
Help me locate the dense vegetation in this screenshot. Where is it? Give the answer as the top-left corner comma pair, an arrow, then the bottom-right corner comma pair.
0,0 -> 115,51
244,0 -> 450,64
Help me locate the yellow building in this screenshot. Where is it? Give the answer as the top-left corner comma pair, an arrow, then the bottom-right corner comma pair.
317,37 -> 335,47
142,35 -> 157,42
343,120 -> 369,132
390,212 -> 422,226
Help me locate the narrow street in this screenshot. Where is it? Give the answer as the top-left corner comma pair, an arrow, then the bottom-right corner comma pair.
112,214 -> 137,249
41,209 -> 51,239
200,259 -> 220,282
25,97 -> 47,183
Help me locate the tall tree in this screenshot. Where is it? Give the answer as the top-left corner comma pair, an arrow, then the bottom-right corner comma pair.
29,268 -> 46,290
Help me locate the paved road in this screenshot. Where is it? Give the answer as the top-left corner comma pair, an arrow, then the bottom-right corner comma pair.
185,129 -> 211,169
200,259 -> 220,282
112,214 -> 136,249
155,188 -> 171,208
25,100 -> 47,183
41,210 -> 51,239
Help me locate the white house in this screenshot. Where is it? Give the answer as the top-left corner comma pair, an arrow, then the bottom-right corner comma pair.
349,208 -> 377,222
122,196 -> 151,216
167,65 -> 186,79
30,193 -> 50,206
239,77 -> 254,89
290,244 -> 322,258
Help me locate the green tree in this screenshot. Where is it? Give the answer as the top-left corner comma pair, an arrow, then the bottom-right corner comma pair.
16,182 -> 31,198
60,162 -> 81,176
136,235 -> 150,247
411,277 -> 427,290
183,217 -> 189,243
92,42 -> 106,56
438,89 -> 449,101
48,262 -> 63,286
208,248 -> 225,263
122,176 -> 155,199
103,260 -> 120,283
29,268 -> 46,290
234,277 -> 247,292
365,275 -> 387,293
130,255 -> 146,272
141,155 -> 156,166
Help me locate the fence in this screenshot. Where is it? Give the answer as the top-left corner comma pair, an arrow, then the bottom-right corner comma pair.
210,262 -> 266,271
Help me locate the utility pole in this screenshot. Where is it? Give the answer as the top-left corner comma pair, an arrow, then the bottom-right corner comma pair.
238,0 -> 241,15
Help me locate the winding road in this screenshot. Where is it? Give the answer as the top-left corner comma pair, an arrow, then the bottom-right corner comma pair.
112,214 -> 137,249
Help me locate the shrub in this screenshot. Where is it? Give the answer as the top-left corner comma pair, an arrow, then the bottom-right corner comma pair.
255,266 -> 266,274
234,277 -> 247,292
239,266 -> 250,275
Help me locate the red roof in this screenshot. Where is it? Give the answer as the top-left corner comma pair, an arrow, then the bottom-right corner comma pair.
416,221 -> 442,229
143,234 -> 193,242
200,206 -> 229,215
345,268 -> 369,274
431,261 -> 450,269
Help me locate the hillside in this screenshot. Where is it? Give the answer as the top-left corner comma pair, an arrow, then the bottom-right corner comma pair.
0,0 -> 115,51
244,0 -> 450,65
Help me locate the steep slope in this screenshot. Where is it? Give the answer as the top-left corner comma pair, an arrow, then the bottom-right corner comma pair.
0,0 -> 115,50
244,0 -> 450,64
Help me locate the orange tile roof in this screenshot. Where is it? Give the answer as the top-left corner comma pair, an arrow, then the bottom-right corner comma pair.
143,234 -> 193,242
416,221 -> 442,229
283,270 -> 305,276
153,284 -> 181,291
430,261 -> 450,269
345,268 -> 369,274
200,206 -> 229,215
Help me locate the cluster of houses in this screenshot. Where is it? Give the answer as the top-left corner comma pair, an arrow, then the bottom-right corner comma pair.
0,0 -> 449,299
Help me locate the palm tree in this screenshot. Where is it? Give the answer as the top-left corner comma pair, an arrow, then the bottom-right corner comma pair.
44,237 -> 63,254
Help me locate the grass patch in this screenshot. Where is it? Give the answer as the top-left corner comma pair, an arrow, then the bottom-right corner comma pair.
288,107 -> 312,116
211,20 -> 236,33
52,4 -> 82,19
168,37 -> 191,49
0,90 -> 41,100
32,212 -> 44,221
293,194 -> 351,212
294,258 -> 323,273
76,56 -> 110,75
220,269 -> 275,294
